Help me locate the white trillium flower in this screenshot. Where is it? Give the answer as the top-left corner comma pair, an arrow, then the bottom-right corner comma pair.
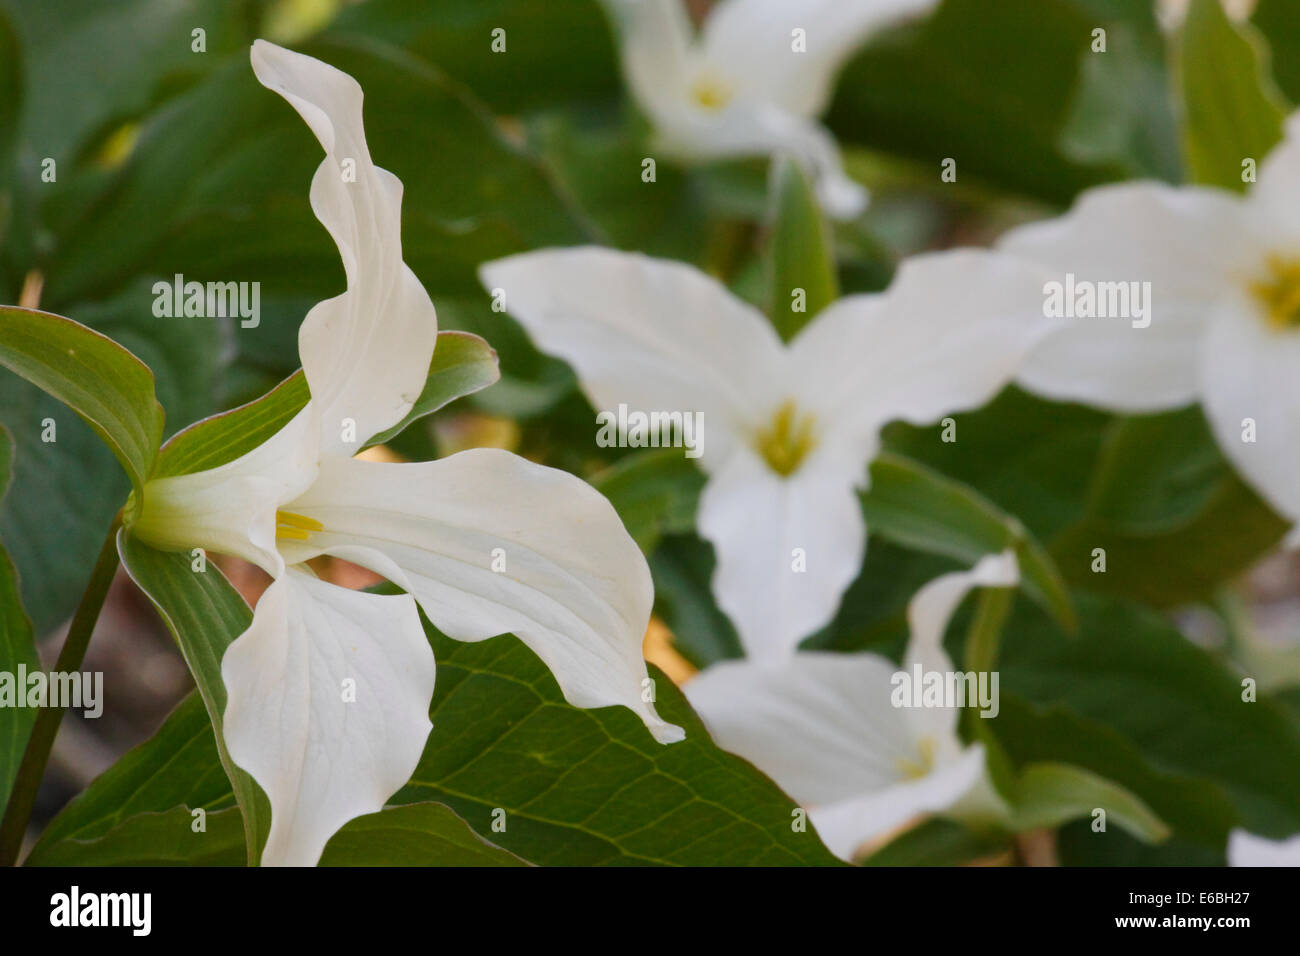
1228,829 -> 1300,866
685,551 -> 1018,862
598,0 -> 939,219
999,110 -> 1300,541
480,247 -> 1055,660
130,40 -> 683,867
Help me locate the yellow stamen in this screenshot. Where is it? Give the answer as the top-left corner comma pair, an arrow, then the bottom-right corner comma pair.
896,737 -> 937,780
276,510 -> 323,542
754,399 -> 817,476
1250,255 -> 1300,329
689,72 -> 732,111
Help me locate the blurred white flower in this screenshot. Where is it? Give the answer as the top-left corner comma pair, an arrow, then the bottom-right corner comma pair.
1228,829 -> 1300,865
685,551 -> 1018,861
131,41 -> 682,866
1156,0 -> 1256,30
597,0 -> 939,218
481,248 -> 1053,660
999,111 -> 1300,542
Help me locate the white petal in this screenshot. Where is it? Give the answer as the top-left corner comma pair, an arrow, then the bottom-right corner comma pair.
685,652 -> 983,860
695,448 -> 867,660
597,0 -> 694,124
1227,829 -> 1300,866
902,551 -> 1018,746
251,40 -> 437,454
1249,109 -> 1300,249
998,182 -> 1259,411
481,247 -> 784,467
809,746 -> 987,861
790,249 -> 1058,442
131,405 -> 320,575
1201,300 -> 1300,528
278,450 -> 684,744
222,568 -> 435,866
702,0 -> 939,117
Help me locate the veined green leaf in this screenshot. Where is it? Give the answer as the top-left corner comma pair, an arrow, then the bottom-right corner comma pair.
317,802 -> 528,866
114,535 -> 270,866
0,306 -> 163,496
1178,0 -> 1288,191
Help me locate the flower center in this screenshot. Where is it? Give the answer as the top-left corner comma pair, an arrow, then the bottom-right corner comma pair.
275,510 -> 324,542
689,72 -> 733,111
754,400 -> 817,476
896,736 -> 937,781
1249,255 -> 1300,330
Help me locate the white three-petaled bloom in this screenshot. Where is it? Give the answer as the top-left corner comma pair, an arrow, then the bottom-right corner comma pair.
481,248 -> 1054,660
1228,830 -> 1300,866
999,110 -> 1300,545
130,41 -> 683,867
685,551 -> 1017,861
597,0 -> 939,219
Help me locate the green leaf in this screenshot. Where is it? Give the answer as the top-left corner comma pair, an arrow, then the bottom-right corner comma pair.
863,452 -> 1076,632
318,802 -> 528,867
861,818 -> 1010,866
1008,761 -> 1169,843
153,329 -> 499,479
0,425 -> 38,812
27,692 -> 242,860
1001,594 -> 1300,836
30,800 -> 527,867
592,449 -> 706,553
363,331 -> 500,447
766,157 -> 838,340
1178,0 -> 1288,191
114,535 -> 271,865
1252,0 -> 1300,104
0,306 -> 163,497
396,630 -> 844,865
649,534 -> 747,667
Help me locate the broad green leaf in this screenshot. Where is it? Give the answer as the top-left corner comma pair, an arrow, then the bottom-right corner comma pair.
863,452 -> 1076,632
990,692 -> 1239,846
1008,762 -> 1169,843
1252,0 -> 1300,104
396,630 -> 843,865
828,0 -> 1141,205
115,534 -> 271,865
29,806 -> 246,867
1178,0 -> 1288,191
27,692 -> 241,858
766,157 -> 838,341
592,448 -> 706,553
154,330 -> 499,478
30,800 -> 527,867
0,425 -> 39,812
0,306 -> 163,496
328,0 -> 619,115
1001,594 -> 1300,836
317,802 -> 527,867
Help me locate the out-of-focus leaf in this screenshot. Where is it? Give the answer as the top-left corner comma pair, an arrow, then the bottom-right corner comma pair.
766,157 -> 838,340
0,425 -> 38,812
1008,762 -> 1169,843
592,449 -> 705,553
1178,0 -> 1288,191
1252,0 -> 1300,104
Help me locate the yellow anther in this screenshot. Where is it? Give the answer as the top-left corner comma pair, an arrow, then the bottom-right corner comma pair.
276,510 -> 323,541
896,737 -> 937,781
1250,255 -> 1300,330
689,72 -> 732,111
754,399 -> 818,477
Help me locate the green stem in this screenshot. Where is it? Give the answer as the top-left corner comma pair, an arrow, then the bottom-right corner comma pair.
963,586 -> 1015,677
0,518 -> 121,865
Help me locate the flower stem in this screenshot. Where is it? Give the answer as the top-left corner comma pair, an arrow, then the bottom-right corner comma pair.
0,518 -> 121,865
